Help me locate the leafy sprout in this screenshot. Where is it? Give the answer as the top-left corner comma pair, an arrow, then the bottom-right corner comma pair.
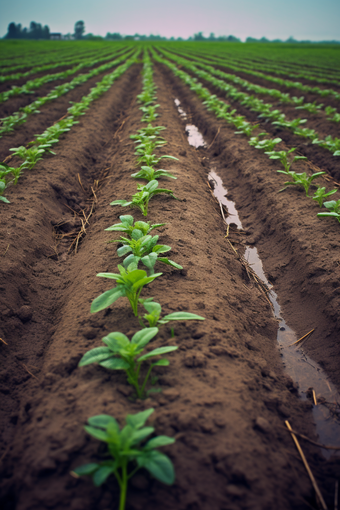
312,187 -> 337,207
78,327 -> 177,398
72,409 -> 175,510
110,180 -> 179,217
278,170 -> 325,196
317,200 -> 340,223
139,298 -> 205,328
91,265 -> 162,316
131,165 -> 177,182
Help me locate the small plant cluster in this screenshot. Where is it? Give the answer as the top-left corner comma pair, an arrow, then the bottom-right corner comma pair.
74,50 -> 205,509
0,52 -> 139,204
152,50 -> 340,226
0,49 -> 134,136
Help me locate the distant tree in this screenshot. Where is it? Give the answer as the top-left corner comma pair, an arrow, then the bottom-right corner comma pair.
193,32 -> 205,41
208,32 -> 215,41
105,32 -> 122,40
5,22 -> 19,38
4,21 -> 49,39
74,20 -> 85,39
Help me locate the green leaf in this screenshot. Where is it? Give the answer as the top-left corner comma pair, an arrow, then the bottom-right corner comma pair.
96,272 -> 120,279
84,425 -> 109,442
144,436 -> 175,450
99,357 -> 130,370
152,359 -> 170,367
72,463 -> 99,477
138,346 -> 178,362
131,327 -> 158,347
102,332 -> 130,350
91,288 -> 124,313
110,200 -> 132,207
152,245 -> 171,254
158,258 -> 183,269
78,346 -> 112,366
93,465 -> 115,486
143,301 -> 162,315
138,450 -> 175,485
117,245 -> 132,257
0,196 -> 10,203
130,426 -> 155,445
126,408 -> 154,429
88,415 -> 119,429
162,312 -> 205,321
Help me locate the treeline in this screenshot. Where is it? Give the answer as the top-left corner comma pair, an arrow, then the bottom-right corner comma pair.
5,22 -> 50,39
104,32 -> 240,42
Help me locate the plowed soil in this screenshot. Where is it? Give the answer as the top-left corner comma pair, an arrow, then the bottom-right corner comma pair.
0,58 -> 340,510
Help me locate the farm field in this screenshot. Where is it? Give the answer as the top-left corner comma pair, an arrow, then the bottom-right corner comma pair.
0,40 -> 340,510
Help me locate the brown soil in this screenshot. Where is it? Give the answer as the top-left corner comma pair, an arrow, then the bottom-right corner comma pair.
0,60 -> 339,510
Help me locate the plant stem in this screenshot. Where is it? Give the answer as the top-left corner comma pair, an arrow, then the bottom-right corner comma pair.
119,462 -> 128,510
141,364 -> 153,395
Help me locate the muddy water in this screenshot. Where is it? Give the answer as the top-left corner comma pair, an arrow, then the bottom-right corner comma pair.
174,98 -> 340,453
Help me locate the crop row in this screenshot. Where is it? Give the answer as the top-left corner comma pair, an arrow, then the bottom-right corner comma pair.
0,49 -> 134,136
182,45 -> 340,87
0,42 -> 117,74
176,46 -> 340,103
0,52 -> 139,203
71,49 -> 205,509
157,48 -> 340,156
0,46 -> 128,104
152,50 -> 340,225
164,48 -> 340,123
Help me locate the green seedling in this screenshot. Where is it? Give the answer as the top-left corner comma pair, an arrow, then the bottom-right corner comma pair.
139,298 -> 205,328
105,215 -> 165,237
278,170 -> 325,196
131,124 -> 166,137
265,148 -> 307,172
140,104 -> 160,122
91,265 -> 162,316
295,101 -> 323,114
136,153 -> 179,167
317,199 -> 340,223
251,137 -> 282,151
72,409 -> 175,510
0,179 -> 10,203
312,186 -> 337,207
110,180 -> 178,217
9,146 -> 45,169
116,233 -> 182,275
131,165 -> 176,182
78,328 -> 177,398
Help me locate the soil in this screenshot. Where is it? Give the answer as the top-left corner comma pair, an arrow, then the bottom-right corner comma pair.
0,58 -> 340,510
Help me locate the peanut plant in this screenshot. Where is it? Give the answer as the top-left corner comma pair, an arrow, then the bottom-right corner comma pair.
73,409 -> 175,510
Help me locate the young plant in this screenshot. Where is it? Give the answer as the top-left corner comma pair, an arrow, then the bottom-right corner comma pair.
139,298 -> 205,328
91,265 -> 162,316
136,153 -> 178,167
105,215 -> 165,237
78,328 -> 178,398
131,165 -> 176,182
265,148 -> 307,172
9,146 -> 45,169
278,170 -> 325,196
252,137 -> 282,152
72,409 -> 175,510
312,186 -> 337,207
317,199 -> 340,223
110,180 -> 178,217
116,233 -> 182,274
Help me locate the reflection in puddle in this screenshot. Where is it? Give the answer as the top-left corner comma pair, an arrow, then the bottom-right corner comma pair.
208,171 -> 242,229
185,125 -> 207,148
174,98 -> 206,148
176,94 -> 340,454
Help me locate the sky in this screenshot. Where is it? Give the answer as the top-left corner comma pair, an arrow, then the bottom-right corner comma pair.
1,0 -> 340,41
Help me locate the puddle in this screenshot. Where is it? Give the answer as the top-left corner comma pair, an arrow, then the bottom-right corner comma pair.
174,100 -> 340,454
174,99 -> 206,148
